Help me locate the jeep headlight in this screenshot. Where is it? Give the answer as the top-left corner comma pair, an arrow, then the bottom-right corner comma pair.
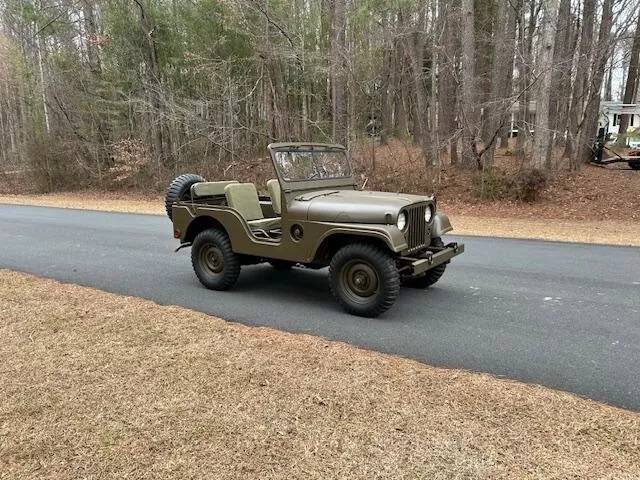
425,205 -> 434,223
397,211 -> 407,231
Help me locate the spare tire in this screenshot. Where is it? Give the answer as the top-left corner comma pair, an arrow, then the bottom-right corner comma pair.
165,173 -> 206,220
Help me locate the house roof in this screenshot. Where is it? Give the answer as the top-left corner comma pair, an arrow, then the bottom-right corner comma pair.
601,102 -> 640,115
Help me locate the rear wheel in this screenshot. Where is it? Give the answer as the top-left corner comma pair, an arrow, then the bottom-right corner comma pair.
165,173 -> 205,220
629,160 -> 640,170
191,229 -> 240,291
402,237 -> 447,289
329,243 -> 400,317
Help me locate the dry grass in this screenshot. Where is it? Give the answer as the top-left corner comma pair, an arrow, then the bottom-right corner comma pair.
451,215 -> 640,246
0,192 -> 164,215
1,270 -> 639,479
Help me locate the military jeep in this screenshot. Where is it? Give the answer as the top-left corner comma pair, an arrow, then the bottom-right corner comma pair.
165,143 -> 464,317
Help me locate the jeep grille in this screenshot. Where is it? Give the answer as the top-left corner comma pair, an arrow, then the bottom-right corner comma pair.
405,203 -> 428,252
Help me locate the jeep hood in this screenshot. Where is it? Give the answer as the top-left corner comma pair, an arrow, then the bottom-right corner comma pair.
293,189 -> 431,224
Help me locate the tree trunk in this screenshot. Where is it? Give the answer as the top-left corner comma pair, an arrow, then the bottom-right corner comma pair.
460,0 -> 478,169
438,0 -> 459,165
380,13 -> 394,144
604,55 -> 613,102
36,32 -> 50,135
429,0 -> 440,171
394,42 -> 409,138
564,0 -> 596,164
617,11 -> 640,144
482,0 -> 518,167
552,6 -> 578,149
475,0 -> 495,117
134,0 -> 167,167
404,7 -> 431,164
516,0 -> 536,157
532,0 -> 559,171
573,0 -> 613,166
547,0 -> 571,160
331,0 -> 348,148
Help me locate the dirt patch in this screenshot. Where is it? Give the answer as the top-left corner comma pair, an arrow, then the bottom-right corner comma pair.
1,270 -> 639,479
353,139 -> 640,222
438,163 -> 640,222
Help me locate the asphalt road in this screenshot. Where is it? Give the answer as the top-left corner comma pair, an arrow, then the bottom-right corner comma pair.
1,204 -> 639,410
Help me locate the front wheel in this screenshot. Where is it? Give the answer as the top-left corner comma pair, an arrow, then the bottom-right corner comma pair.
329,243 -> 400,317
191,229 -> 241,291
402,237 -> 447,289
629,160 -> 640,170
402,264 -> 447,289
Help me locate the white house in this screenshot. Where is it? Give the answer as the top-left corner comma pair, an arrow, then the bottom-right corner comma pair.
504,101 -> 640,146
600,101 -> 640,145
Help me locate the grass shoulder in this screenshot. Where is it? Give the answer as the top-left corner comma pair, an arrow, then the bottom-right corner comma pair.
1,269 -> 638,478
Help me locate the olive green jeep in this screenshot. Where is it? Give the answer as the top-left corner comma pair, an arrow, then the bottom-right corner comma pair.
165,143 -> 464,317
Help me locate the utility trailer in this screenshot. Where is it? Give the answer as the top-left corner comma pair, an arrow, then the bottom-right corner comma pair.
592,106 -> 640,170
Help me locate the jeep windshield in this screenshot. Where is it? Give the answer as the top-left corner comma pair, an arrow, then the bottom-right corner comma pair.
273,149 -> 351,182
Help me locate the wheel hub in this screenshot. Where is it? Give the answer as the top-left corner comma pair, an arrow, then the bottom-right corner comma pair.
201,245 -> 224,274
342,261 -> 379,299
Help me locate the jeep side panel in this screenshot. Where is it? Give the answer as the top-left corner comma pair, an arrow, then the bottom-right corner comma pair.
173,204 -> 407,264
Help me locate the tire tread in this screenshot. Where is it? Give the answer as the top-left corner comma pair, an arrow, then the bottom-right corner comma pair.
191,228 -> 240,291
329,243 -> 400,317
165,173 -> 206,220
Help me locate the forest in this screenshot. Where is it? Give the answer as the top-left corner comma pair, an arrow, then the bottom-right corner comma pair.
0,0 -> 639,197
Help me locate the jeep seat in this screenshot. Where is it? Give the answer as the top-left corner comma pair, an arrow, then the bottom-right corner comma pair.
191,180 -> 238,198
267,179 -> 282,214
224,183 -> 281,231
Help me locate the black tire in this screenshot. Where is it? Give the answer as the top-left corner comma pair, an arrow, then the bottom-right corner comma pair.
165,173 -> 206,220
329,243 -> 400,317
191,229 -> 240,291
269,260 -> 295,271
629,160 -> 640,170
402,237 -> 447,289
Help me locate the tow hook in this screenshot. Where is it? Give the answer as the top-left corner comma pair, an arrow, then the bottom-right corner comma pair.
446,242 -> 459,253
174,242 -> 192,253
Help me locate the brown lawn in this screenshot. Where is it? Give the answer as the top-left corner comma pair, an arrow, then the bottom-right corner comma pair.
1,270 -> 639,479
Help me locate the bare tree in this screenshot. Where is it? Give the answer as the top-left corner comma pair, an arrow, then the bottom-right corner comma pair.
532,0 -> 559,170
564,0 -> 596,164
404,5 -> 432,166
482,0 -> 518,167
438,0 -> 459,165
548,0 -> 576,152
331,0 -> 348,148
574,0 -> 614,167
459,0 -> 478,168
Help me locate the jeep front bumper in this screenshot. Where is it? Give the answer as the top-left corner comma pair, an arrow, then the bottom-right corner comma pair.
402,242 -> 465,277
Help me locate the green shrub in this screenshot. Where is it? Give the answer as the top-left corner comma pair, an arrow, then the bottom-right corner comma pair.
512,168 -> 547,202
472,167 -> 510,200
26,139 -> 80,192
472,167 -> 547,202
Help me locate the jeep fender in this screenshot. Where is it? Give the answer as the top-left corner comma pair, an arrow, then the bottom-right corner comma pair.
312,224 -> 408,260
432,212 -> 453,238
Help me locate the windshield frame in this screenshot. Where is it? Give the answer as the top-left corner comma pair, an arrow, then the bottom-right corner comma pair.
268,143 -> 356,192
